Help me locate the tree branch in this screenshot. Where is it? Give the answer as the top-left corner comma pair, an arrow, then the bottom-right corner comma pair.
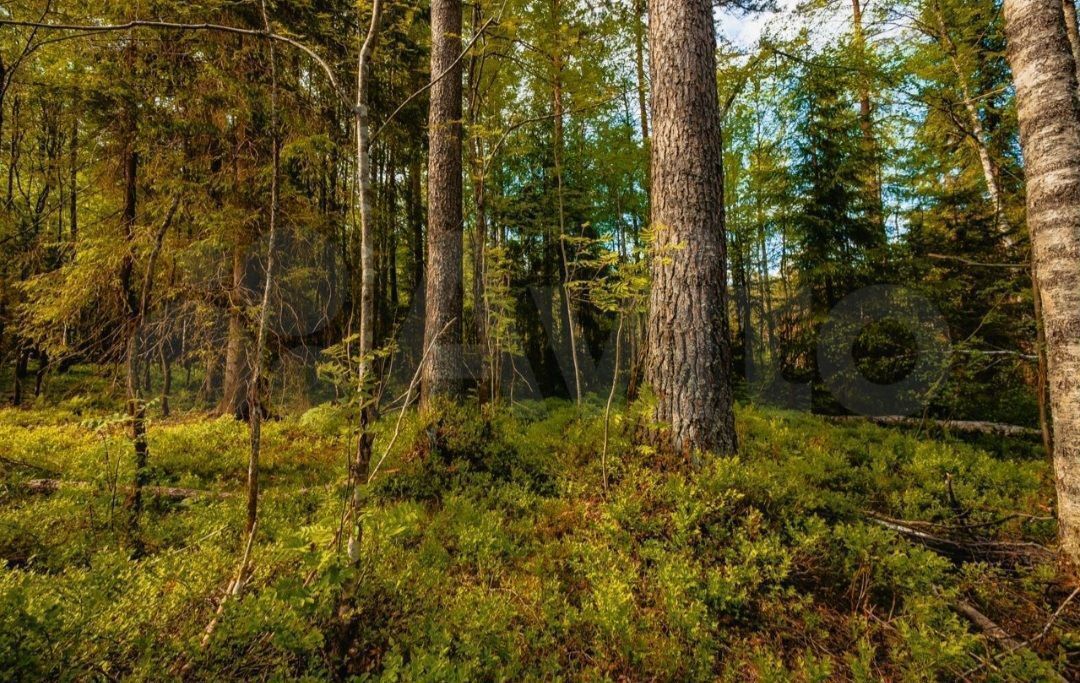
0,18 -> 346,102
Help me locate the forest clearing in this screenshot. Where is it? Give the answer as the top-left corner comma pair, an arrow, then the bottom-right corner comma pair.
3,0 -> 1080,679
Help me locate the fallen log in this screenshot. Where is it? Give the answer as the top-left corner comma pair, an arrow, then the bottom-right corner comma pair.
830,415 -> 1041,438
21,478 -> 233,501
866,513 -> 1056,566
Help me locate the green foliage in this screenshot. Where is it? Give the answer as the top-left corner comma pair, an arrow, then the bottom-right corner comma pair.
0,399 -> 1069,680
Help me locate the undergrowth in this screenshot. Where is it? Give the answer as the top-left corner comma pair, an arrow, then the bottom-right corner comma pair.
0,396 -> 1074,680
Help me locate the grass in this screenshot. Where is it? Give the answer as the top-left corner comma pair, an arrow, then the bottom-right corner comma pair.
0,389 -> 1075,680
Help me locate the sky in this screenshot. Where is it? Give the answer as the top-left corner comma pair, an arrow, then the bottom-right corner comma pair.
716,0 -> 801,50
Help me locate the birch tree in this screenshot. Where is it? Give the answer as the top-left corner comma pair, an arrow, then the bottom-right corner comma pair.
1004,0 -> 1080,566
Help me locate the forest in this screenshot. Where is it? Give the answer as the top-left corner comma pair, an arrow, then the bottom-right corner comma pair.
2,0 -> 1080,679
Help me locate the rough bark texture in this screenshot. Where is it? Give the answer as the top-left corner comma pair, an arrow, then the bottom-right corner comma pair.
1064,0 -> 1080,86
421,0 -> 465,405
1004,0 -> 1080,566
645,0 -> 737,457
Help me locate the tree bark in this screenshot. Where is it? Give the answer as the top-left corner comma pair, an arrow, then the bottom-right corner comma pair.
348,0 -> 383,567
117,111 -> 148,534
645,0 -> 737,458
1004,0 -> 1080,566
218,242 -> 247,417
1063,0 -> 1080,87
246,0 -> 281,538
69,116 -> 77,243
409,153 -> 425,296
467,1 -> 491,403
421,0 -> 465,405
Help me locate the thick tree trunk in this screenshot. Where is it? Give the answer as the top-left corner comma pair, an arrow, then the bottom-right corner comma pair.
1004,0 -> 1080,566
421,0 -> 465,405
645,0 -> 737,457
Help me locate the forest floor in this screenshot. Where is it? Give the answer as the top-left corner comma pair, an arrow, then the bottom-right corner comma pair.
1,377 -> 1078,680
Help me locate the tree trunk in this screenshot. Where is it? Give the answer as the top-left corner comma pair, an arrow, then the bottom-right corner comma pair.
851,0 -> 884,236
160,345 -> 172,418
645,0 -> 737,457
34,350 -> 47,398
1004,0 -> 1080,566
551,0 -> 583,406
348,0 -> 383,567
118,119 -> 149,534
421,0 -> 465,405
1063,0 -> 1080,86
467,2 -> 491,403
219,242 -> 247,416
409,153 -> 425,297
12,346 -> 28,406
634,0 -> 650,207
931,1 -> 1011,241
69,117 -> 77,243
387,152 -> 399,316
246,17 -> 280,538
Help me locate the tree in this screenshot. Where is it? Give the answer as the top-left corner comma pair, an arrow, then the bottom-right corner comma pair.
645,0 -> 737,457
421,0 -> 465,406
1064,0 -> 1080,86
1003,0 -> 1080,566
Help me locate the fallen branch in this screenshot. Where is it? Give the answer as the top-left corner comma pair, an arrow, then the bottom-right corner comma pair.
955,600 -> 1025,651
830,415 -> 1041,438
872,512 -> 1069,679
866,513 -> 1056,566
173,521 -> 258,676
0,455 -> 58,476
955,600 -> 1070,683
22,478 -> 233,501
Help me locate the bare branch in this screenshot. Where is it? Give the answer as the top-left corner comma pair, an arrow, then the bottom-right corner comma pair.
0,18 -> 346,102
371,14 -> 499,142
